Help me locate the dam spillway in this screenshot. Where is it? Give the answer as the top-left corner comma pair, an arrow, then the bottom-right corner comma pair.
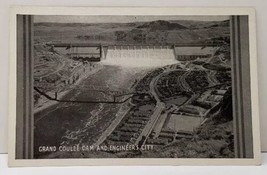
103,45 -> 178,67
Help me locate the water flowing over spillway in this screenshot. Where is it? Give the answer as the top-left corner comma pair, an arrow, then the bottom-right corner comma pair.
103,45 -> 178,67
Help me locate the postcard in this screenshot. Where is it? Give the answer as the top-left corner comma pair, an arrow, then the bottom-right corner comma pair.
8,6 -> 261,166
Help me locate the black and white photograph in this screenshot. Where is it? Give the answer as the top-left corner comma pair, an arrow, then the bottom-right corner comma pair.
8,7 -> 261,166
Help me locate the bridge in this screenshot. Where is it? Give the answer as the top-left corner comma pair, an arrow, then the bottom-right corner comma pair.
34,86 -> 138,104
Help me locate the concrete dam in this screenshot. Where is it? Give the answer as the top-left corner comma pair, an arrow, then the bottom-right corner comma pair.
103,45 -> 178,67
49,43 -> 217,67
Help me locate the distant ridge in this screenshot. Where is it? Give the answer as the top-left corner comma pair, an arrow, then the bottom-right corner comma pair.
137,20 -> 188,31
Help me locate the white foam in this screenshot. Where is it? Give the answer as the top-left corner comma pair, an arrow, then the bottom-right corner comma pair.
103,47 -> 178,67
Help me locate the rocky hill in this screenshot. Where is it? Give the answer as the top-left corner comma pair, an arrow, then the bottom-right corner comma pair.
34,19 -> 230,45
136,20 -> 188,31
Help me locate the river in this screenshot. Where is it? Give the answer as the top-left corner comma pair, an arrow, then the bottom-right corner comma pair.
34,65 -> 148,158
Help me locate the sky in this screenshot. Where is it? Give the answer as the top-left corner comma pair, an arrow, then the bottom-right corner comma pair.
34,15 -> 230,23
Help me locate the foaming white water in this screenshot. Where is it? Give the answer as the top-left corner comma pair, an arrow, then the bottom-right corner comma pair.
103,46 -> 178,67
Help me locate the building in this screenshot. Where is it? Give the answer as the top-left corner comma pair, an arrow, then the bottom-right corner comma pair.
68,47 -> 101,61
174,46 -> 217,61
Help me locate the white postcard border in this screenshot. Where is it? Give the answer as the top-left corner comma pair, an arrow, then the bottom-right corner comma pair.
8,6 -> 261,166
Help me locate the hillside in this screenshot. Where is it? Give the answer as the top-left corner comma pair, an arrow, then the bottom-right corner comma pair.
136,20 -> 188,31
34,20 -> 230,45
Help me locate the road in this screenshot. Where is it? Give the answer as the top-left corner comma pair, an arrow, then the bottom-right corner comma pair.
134,71 -> 165,145
152,106 -> 174,138
134,102 -> 165,145
207,71 -> 220,85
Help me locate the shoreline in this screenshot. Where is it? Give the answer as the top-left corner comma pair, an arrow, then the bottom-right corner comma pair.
34,64 -> 103,115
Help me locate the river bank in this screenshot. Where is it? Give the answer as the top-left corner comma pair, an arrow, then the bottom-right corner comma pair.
34,63 -> 103,114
